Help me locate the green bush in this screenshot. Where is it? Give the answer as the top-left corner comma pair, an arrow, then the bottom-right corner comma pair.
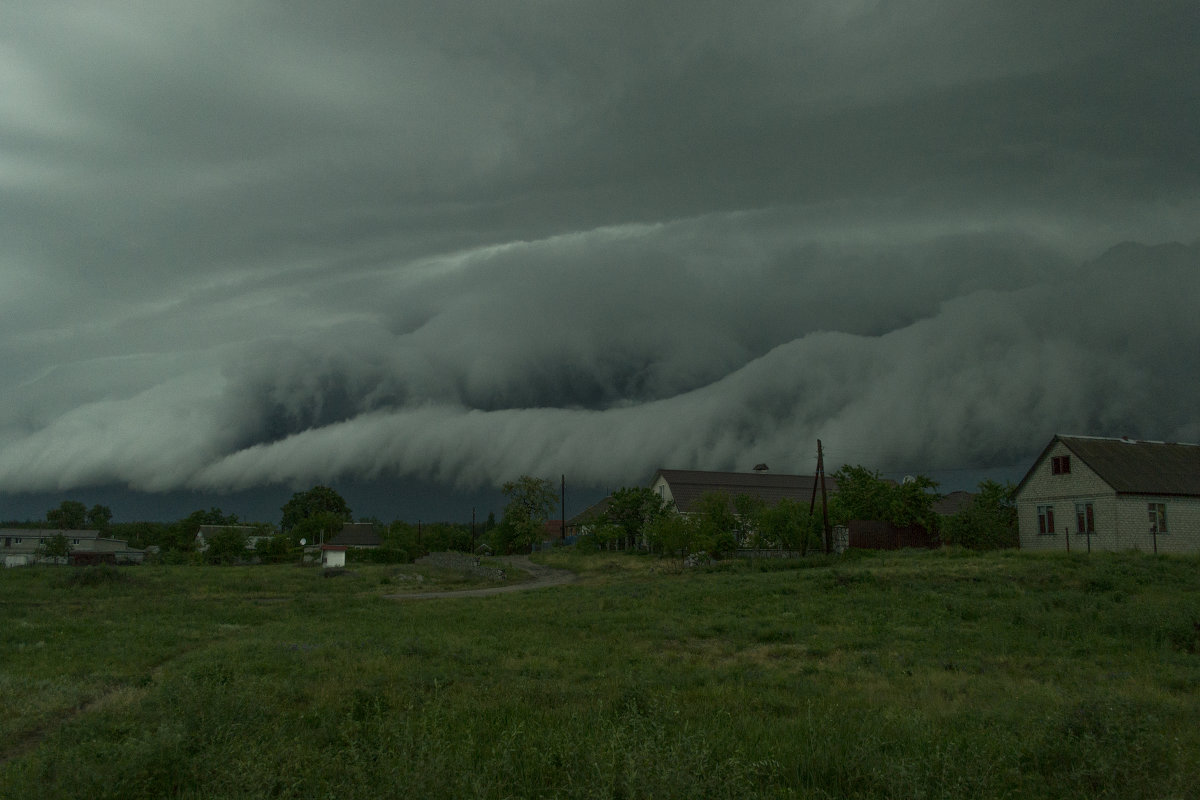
60,564 -> 128,587
347,547 -> 412,564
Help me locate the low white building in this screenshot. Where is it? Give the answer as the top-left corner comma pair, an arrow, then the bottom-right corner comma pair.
1,529 -> 145,567
320,545 -> 347,568
1015,435 -> 1200,554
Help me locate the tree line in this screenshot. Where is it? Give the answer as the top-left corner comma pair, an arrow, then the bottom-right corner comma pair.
6,466 -> 1016,566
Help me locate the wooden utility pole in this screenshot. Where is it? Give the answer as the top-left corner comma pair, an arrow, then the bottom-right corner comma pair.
561,474 -> 566,540
809,439 -> 833,555
817,440 -> 831,554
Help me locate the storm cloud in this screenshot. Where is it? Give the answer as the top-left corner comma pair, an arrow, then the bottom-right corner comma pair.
1,2 -> 1197,505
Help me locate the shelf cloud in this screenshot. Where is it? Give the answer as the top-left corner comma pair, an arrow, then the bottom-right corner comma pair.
1,2 -> 1197,507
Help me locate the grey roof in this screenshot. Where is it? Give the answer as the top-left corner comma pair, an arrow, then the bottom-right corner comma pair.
196,525 -> 266,537
1022,435 -> 1200,497
566,494 -> 613,527
1,528 -> 100,538
326,523 -> 382,547
651,469 -> 837,514
932,490 -> 975,516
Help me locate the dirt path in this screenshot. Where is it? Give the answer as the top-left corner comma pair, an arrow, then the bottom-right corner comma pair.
384,556 -> 576,600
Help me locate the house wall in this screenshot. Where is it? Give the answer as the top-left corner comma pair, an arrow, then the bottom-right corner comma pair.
649,475 -> 673,508
322,549 -> 346,568
1017,441 -> 1200,553
1,531 -> 144,564
1113,495 -> 1200,554
1017,441 -> 1117,551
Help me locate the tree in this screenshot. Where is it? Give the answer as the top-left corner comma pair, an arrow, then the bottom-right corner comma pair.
497,476 -> 558,553
599,487 -> 669,549
941,480 -> 1018,549
692,491 -> 739,557
828,466 -> 894,524
751,497 -> 814,553
732,493 -> 766,547
203,527 -> 249,565
37,533 -> 72,562
829,465 -> 941,531
280,486 -> 352,533
291,511 -> 346,546
645,511 -> 703,564
86,504 -> 113,531
47,500 -> 87,530
253,534 -> 293,563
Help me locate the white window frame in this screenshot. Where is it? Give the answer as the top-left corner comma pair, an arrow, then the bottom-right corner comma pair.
1148,503 -> 1168,534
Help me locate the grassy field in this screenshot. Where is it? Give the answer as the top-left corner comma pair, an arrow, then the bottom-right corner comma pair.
1,549 -> 1198,799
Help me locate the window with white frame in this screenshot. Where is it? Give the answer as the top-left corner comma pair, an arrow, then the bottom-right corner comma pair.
1148,503 -> 1168,534
1075,502 -> 1094,535
1037,505 -> 1056,534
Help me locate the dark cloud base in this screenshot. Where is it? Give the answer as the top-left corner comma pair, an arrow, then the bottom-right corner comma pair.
1,5 -> 1197,511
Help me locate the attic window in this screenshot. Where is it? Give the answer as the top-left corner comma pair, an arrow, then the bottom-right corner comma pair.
1051,455 -> 1071,475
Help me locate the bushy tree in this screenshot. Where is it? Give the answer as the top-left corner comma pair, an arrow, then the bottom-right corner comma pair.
37,533 -> 72,561
599,487 -> 670,549
253,534 -> 294,563
941,480 -> 1018,549
203,527 -> 249,564
830,465 -> 940,530
386,521 -> 472,556
291,511 -> 346,546
281,486 -> 352,533
86,504 -> 113,531
732,493 -> 766,546
645,511 -> 704,562
751,497 -> 816,553
692,492 -> 738,557
47,501 -> 87,530
496,476 -> 558,553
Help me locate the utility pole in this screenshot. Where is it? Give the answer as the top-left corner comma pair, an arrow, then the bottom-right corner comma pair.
817,439 -> 831,554
561,474 -> 566,541
471,507 -> 476,552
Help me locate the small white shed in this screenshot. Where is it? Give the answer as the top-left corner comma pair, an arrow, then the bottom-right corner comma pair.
320,545 -> 347,568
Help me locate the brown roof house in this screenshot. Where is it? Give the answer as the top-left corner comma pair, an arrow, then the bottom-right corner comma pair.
1015,434 -> 1200,553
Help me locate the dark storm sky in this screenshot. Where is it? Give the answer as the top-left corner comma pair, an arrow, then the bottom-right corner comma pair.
2,2 -> 1198,520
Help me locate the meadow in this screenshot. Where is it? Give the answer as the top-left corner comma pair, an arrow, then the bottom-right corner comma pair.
1,549 -> 1198,799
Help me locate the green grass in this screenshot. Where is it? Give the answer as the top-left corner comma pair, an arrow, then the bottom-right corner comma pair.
1,551 -> 1198,799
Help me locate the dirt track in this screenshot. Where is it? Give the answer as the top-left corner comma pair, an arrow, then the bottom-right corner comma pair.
383,555 -> 576,600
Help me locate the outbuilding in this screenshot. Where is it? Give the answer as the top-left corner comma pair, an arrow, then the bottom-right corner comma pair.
320,545 -> 347,568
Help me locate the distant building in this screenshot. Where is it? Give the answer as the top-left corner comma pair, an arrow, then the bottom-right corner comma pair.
648,468 -> 837,513
1,529 -> 144,567
565,494 -> 614,538
932,490 -> 975,517
320,545 -> 347,568
194,525 -> 274,552
1015,434 -> 1200,553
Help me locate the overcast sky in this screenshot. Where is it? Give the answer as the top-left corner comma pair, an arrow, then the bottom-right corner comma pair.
2,2 -> 1198,521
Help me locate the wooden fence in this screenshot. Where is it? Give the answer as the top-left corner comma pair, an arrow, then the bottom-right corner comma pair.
848,520 -> 940,550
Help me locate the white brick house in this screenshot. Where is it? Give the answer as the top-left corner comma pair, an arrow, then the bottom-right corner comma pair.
1015,435 -> 1200,554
